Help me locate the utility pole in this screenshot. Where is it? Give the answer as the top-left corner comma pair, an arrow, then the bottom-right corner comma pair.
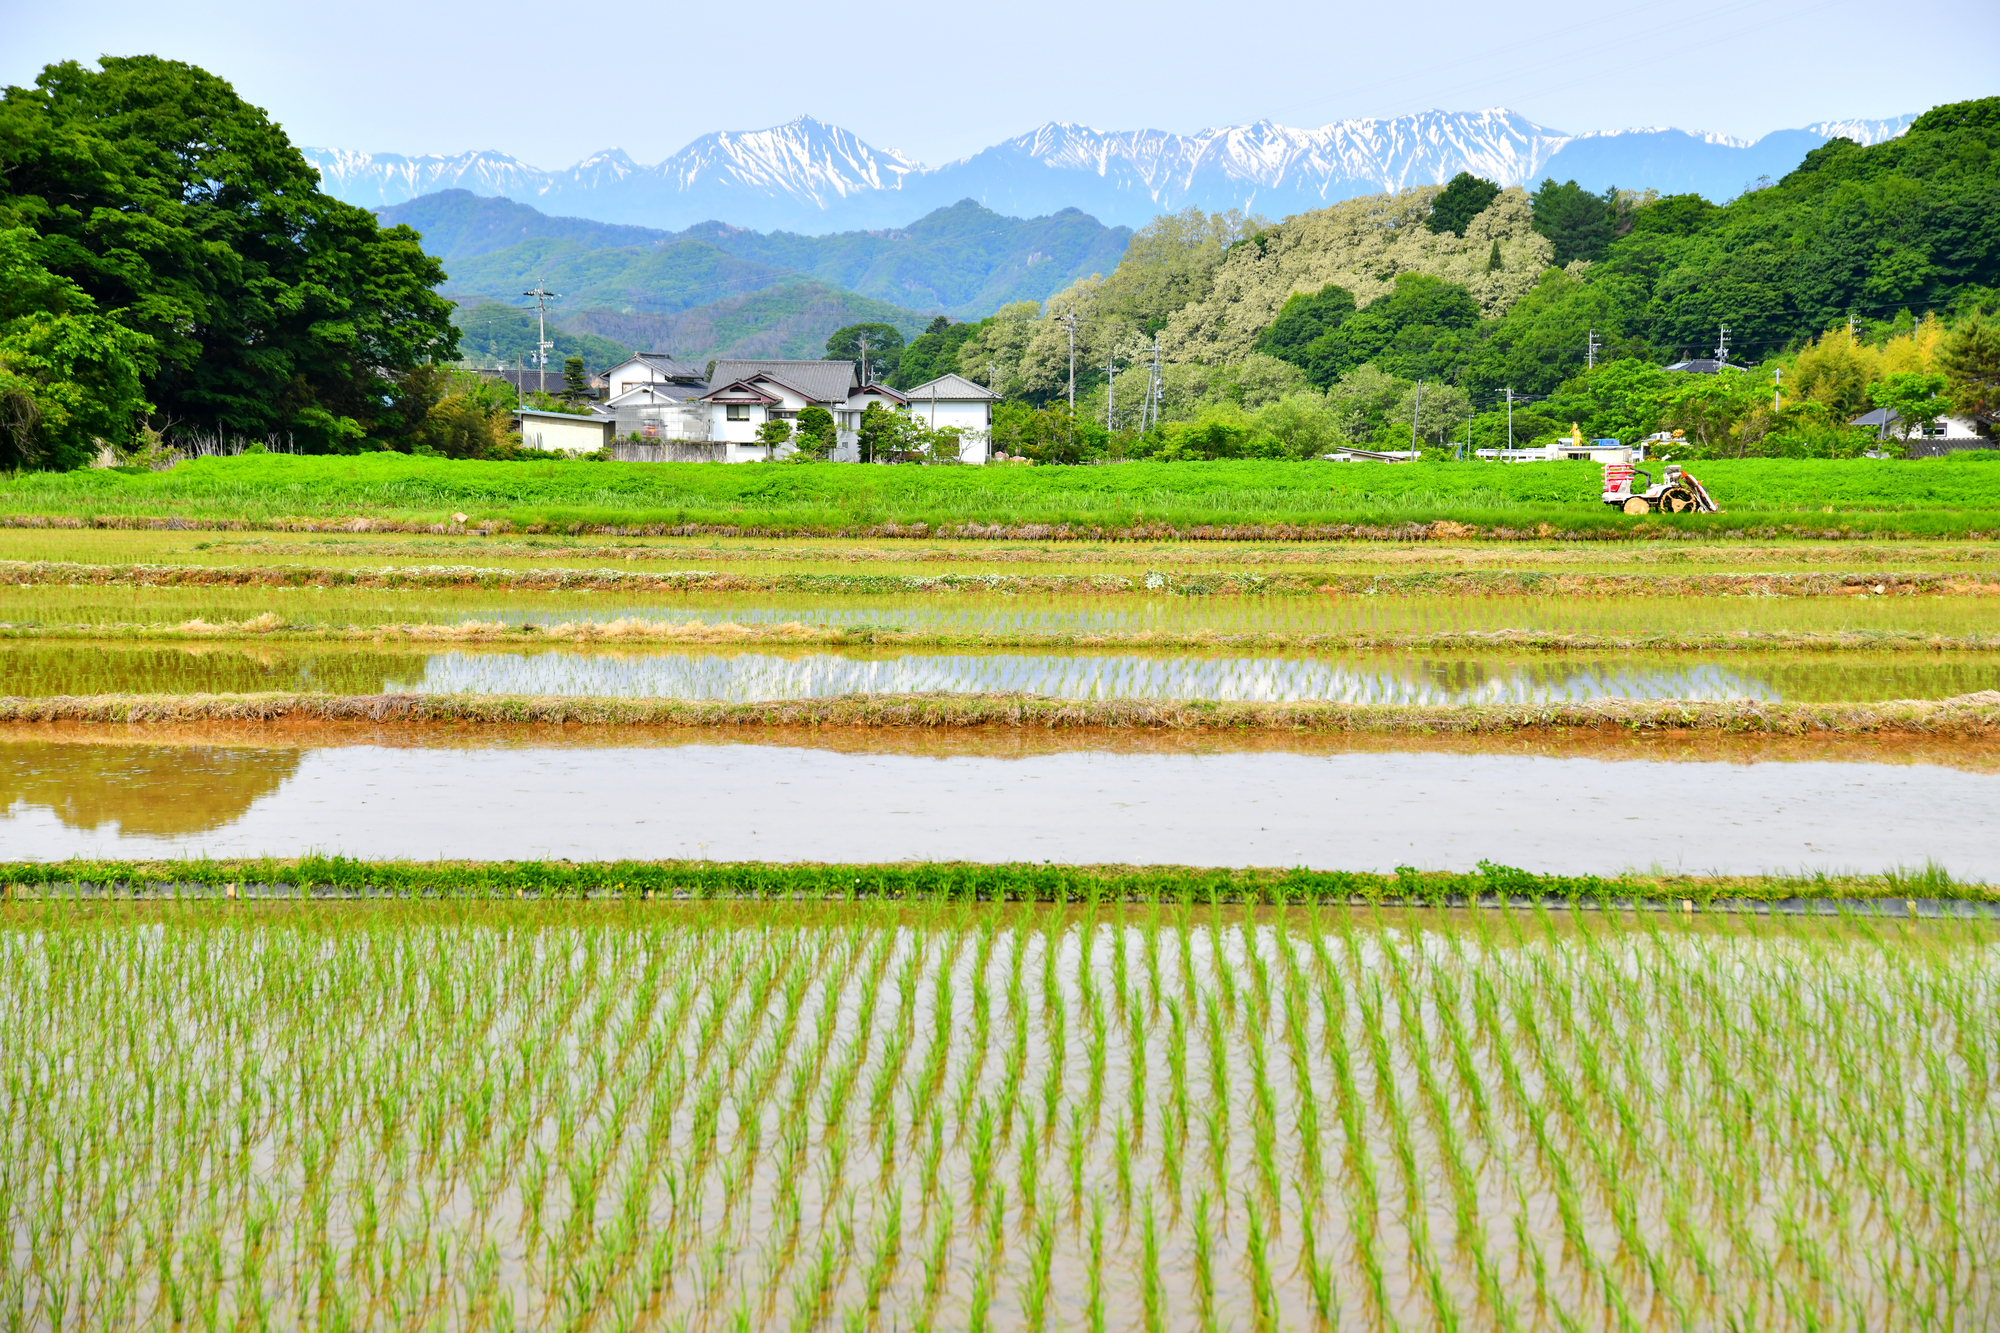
1057,307 -> 1080,414
859,333 -> 870,386
522,284 -> 559,396
1106,353 -> 1117,431
1148,336 -> 1163,431
1506,387 -> 1514,457
1715,324 -> 1731,365
1774,366 -> 1782,414
1411,380 -> 1422,451
1465,410 -> 1474,461
1586,328 -> 1601,371
515,354 -> 525,409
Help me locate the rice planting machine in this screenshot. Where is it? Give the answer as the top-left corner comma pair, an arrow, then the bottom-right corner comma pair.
1601,460 -> 1720,514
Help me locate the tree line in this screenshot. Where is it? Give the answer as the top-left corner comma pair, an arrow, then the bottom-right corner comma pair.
855,97 -> 1998,463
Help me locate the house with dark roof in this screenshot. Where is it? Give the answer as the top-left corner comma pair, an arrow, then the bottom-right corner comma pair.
697,360 -> 918,461
603,352 -> 710,401
1848,407 -> 1989,456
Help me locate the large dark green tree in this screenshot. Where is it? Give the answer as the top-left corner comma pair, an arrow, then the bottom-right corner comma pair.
1254,282 -> 1356,366
1297,273 -> 1481,386
1426,172 -> 1501,237
1531,178 -> 1618,266
891,315 -> 977,389
824,322 -> 904,383
0,56 -> 457,457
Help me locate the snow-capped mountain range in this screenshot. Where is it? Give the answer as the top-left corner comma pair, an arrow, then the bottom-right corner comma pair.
307,109 -> 1920,233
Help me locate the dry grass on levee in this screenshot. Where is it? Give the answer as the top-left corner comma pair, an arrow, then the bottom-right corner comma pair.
3,897 -> 1994,1330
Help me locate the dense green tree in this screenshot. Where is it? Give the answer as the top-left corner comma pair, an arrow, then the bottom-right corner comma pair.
1427,173 -> 1501,237
1096,207 -> 1262,333
1594,99 -> 2000,358
892,315 -> 979,389
0,56 -> 457,455
824,322 -> 904,383
755,416 -> 793,460
1254,283 -> 1356,366
1460,267 -> 1649,397
1298,273 -> 1481,386
1871,371 -> 1951,439
1531,179 -> 1618,266
561,356 -> 589,403
791,405 -> 837,459
0,226 -> 152,469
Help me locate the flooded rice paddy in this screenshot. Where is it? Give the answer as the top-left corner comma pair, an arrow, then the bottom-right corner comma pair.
3,899 -> 1993,1329
6,585 -> 2000,639
5,736 -> 1997,876
6,641 -> 2000,703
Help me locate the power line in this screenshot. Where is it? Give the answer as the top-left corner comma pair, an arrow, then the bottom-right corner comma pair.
521,283 -> 560,397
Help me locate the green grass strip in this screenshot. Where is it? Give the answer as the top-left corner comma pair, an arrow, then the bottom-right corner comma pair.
0,857 -> 1987,904
4,691 -> 1998,733
6,560 -> 1998,598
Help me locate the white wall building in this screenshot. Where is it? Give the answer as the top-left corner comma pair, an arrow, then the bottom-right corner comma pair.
514,408 -> 615,455
602,353 -> 710,402
899,373 -> 998,464
699,360 -> 932,462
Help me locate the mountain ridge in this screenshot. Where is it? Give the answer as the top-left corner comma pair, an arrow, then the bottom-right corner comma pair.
381,192 -> 1133,321
317,108 -> 1921,232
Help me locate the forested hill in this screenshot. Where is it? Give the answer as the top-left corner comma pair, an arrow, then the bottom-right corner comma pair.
378,192 -> 1132,321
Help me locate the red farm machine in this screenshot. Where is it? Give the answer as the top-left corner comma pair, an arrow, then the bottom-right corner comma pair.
1601,460 -> 1720,514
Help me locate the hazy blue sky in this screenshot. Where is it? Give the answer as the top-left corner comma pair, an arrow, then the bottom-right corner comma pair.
3,0 -> 1994,167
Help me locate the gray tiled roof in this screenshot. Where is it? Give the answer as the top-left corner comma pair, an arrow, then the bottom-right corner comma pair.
632,352 -> 709,380
710,359 -> 859,404
901,372 -> 999,401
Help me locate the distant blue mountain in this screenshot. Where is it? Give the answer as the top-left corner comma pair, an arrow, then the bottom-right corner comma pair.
319,109 -> 1920,234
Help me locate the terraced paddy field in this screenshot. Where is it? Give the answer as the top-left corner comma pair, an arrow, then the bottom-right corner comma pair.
7,525 -> 1998,1329
2,896 -> 1994,1330
8,641 -> 2000,704
6,584 -> 2000,649
5,528 -> 2000,578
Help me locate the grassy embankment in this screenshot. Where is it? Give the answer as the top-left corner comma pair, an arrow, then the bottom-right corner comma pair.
8,453 -> 2000,537
6,690 -> 1997,734
2,895 -> 1991,1330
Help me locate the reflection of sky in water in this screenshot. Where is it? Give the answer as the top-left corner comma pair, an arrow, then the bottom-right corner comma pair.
386,652 -> 1778,704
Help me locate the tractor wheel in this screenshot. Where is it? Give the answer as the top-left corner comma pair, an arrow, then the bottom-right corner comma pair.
1660,486 -> 1697,513
1622,497 -> 1651,515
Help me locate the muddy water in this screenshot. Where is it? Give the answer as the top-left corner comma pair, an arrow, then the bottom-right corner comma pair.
7,642 -> 2000,703
3,737 -> 1993,876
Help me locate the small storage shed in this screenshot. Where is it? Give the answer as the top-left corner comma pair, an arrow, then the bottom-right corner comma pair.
514,408 -> 615,455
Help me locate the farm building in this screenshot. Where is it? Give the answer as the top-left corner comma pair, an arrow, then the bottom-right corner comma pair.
513,408 -> 614,455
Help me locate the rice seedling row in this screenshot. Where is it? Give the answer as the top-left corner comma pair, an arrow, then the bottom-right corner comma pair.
6,586 -> 1999,644
10,559 -> 2000,599
1,855 -> 1989,906
10,642 -> 2000,705
2,896 -> 1993,1330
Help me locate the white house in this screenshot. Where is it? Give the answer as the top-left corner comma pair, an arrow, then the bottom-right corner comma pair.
899,373 -> 999,464
1849,407 -> 1987,447
514,408 -> 615,455
698,360 -> 932,461
602,352 -> 709,402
